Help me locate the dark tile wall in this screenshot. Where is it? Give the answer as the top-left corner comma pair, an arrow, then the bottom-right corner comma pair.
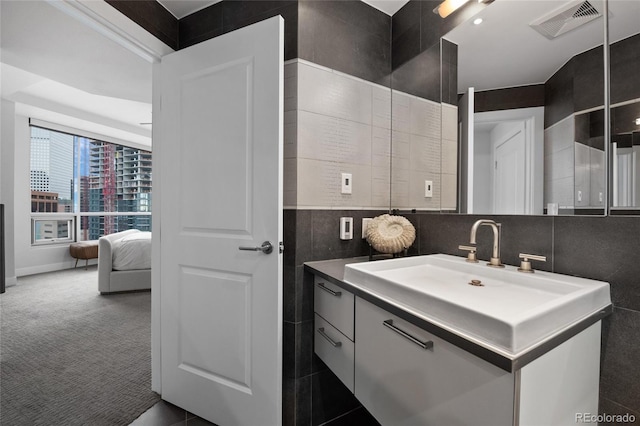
391,42 -> 441,103
179,0 -> 391,87
178,2 -> 223,48
441,39 -> 458,105
391,0 -> 421,70
573,45 -> 605,113
390,33 -> 458,105
284,209 -> 387,426
106,0 -> 178,49
544,57 -> 575,128
545,33 -> 639,129
610,33 -> 640,106
178,0 -> 299,60
474,85 -> 545,113
297,0 -> 391,86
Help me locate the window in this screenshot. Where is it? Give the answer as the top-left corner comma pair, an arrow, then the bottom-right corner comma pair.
31,216 -> 75,245
29,126 -> 152,244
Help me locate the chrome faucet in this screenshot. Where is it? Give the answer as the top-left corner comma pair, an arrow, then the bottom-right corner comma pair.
470,219 -> 504,268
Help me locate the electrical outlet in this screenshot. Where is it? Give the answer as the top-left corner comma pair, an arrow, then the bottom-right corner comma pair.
577,190 -> 582,202
341,173 -> 353,194
425,180 -> 433,198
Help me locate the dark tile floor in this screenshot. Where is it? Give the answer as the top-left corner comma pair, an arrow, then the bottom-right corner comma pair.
129,401 -> 217,426
129,400 -> 378,426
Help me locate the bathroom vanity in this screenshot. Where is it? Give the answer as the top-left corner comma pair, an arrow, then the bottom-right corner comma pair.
305,255 -> 611,426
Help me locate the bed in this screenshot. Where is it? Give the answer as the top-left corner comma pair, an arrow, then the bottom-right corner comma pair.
98,229 -> 151,294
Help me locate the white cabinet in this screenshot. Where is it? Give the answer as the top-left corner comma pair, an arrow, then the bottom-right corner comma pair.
313,276 -> 355,392
354,297 -> 514,426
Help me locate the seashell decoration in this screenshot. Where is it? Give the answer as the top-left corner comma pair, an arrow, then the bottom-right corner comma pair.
365,214 -> 416,254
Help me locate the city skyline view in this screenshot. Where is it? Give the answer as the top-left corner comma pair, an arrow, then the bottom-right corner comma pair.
29,126 -> 152,241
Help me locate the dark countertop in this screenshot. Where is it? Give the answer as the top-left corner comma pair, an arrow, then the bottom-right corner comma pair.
304,257 -> 612,373
304,257 -> 370,283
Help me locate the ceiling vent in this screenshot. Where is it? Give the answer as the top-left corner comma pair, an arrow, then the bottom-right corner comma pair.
530,0 -> 602,39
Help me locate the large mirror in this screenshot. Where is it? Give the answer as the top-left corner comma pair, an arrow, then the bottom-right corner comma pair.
390,40 -> 458,212
448,0 -> 610,215
608,1 -> 640,214
391,0 -> 621,215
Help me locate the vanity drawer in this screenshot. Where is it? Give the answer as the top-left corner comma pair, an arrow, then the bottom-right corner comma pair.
315,313 -> 355,393
354,297 -> 513,426
314,276 -> 354,340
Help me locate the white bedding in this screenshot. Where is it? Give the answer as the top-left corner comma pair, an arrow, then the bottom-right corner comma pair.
112,231 -> 152,271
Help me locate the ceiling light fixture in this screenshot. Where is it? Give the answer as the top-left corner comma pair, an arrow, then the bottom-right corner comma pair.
473,17 -> 483,25
434,0 -> 470,18
635,118 -> 640,126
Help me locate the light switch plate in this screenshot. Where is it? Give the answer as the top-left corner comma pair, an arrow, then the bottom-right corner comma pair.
425,180 -> 433,198
340,217 -> 353,240
341,173 -> 353,194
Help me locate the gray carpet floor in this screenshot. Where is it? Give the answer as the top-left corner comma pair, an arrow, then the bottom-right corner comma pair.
0,267 -> 160,425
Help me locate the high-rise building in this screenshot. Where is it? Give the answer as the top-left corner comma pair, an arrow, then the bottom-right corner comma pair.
116,146 -> 152,232
87,141 -> 152,239
29,127 -> 73,206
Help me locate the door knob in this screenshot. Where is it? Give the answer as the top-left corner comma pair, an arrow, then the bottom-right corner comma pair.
238,241 -> 273,254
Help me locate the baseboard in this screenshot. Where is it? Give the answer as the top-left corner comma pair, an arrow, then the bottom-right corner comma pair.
16,259 -> 98,277
5,276 -> 17,287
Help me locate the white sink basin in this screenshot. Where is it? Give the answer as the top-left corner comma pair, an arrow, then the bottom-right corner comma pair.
343,254 -> 611,354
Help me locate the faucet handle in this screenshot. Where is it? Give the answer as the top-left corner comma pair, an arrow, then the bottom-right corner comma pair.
518,253 -> 547,273
458,245 -> 478,263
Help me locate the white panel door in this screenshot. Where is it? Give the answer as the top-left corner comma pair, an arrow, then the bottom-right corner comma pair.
494,123 -> 526,214
155,16 -> 283,426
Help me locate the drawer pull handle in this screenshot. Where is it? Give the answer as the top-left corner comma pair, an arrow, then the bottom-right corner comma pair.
317,327 -> 342,347
317,282 -> 342,297
383,319 -> 433,350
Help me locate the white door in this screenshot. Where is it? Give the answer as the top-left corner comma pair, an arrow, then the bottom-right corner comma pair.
493,122 -> 526,214
155,16 -> 283,425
